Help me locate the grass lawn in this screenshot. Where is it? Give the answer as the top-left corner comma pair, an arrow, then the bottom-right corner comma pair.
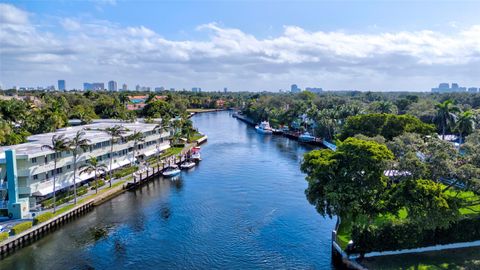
159,147 -> 183,159
336,188 -> 480,250
188,133 -> 204,142
54,178 -> 129,216
362,246 -> 480,269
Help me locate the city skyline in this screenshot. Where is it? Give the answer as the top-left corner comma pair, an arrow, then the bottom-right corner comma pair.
1,1 -> 480,91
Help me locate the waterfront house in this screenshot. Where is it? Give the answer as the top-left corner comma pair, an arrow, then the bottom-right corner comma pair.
0,119 -> 172,218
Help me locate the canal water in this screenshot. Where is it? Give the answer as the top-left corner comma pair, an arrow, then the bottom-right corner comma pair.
0,111 -> 336,270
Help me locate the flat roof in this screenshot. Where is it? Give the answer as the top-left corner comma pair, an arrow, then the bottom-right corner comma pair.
0,118 -> 164,159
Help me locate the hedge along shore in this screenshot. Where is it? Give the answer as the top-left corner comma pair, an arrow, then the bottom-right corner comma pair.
0,140 -> 204,258
331,216 -> 480,269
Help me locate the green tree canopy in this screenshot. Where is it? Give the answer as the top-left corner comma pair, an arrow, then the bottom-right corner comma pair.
301,137 -> 394,221
339,113 -> 435,140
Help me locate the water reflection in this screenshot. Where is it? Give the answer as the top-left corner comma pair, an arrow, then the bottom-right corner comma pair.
0,111 -> 335,270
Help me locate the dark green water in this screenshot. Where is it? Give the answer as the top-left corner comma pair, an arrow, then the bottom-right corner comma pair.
0,111 -> 335,270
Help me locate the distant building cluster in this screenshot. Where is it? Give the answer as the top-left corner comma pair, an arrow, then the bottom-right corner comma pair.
432,83 -> 479,93
290,84 -> 323,93
192,87 -> 202,93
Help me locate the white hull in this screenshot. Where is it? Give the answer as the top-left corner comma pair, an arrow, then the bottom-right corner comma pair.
255,126 -> 273,134
163,168 -> 181,177
180,162 -> 196,169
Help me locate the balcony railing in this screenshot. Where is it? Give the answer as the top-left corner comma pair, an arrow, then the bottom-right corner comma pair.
0,200 -> 8,209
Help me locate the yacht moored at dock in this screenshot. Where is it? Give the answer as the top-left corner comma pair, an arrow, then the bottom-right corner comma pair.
180,160 -> 196,169
191,147 -> 202,161
162,165 -> 181,177
255,121 -> 273,134
298,132 -> 316,143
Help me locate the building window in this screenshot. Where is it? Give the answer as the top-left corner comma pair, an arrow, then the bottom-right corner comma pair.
56,168 -> 62,174
31,157 -> 37,163
33,175 -> 38,180
67,165 -> 71,169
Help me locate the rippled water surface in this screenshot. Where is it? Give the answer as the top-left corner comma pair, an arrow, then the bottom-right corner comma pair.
0,111 -> 335,270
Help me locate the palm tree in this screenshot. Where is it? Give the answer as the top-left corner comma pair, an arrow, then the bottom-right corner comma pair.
79,157 -> 107,194
456,110 -> 476,144
69,130 -> 91,204
103,125 -> 127,187
128,130 -> 145,167
41,134 -> 70,213
435,100 -> 460,140
154,120 -> 170,162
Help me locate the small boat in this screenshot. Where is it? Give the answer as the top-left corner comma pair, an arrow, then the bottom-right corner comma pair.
298,132 -> 316,143
191,147 -> 202,161
163,165 -> 181,177
255,121 -> 273,134
180,161 -> 196,169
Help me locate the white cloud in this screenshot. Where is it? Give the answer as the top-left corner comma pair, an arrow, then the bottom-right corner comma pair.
0,3 -> 29,25
1,3 -> 479,91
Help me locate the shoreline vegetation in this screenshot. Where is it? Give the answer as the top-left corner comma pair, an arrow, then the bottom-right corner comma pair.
237,91 -> 480,268
0,137 -> 205,251
1,89 -> 480,268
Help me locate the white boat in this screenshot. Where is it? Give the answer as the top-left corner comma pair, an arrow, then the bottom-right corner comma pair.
163,165 -> 181,177
298,132 -> 316,143
191,147 -> 202,161
255,121 -> 273,134
180,161 -> 196,169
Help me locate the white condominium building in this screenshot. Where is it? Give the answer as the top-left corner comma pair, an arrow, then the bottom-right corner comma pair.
0,119 -> 172,218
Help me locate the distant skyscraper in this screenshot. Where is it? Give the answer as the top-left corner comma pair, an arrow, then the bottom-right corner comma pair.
135,85 -> 140,91
192,87 -> 202,93
224,87 -> 228,93
432,83 -> 467,93
108,80 -> 118,91
58,80 -> 66,91
291,84 -> 300,93
305,87 -> 323,93
122,83 -> 128,91
468,87 -> 479,93
83,82 -> 104,91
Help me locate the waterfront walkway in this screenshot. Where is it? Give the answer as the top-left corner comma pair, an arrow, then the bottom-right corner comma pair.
0,138 -> 206,250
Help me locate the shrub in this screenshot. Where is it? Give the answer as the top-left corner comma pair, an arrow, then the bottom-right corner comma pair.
33,212 -> 54,225
351,217 -> 480,254
11,221 -> 33,235
0,232 -> 9,242
90,179 -> 106,190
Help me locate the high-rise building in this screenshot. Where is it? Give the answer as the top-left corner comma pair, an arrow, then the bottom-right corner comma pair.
291,84 -> 300,93
122,84 -> 128,91
468,87 -> 479,93
432,83 -> 467,93
192,87 -> 202,93
135,85 -> 141,91
83,82 -> 104,91
224,87 -> 228,93
108,80 -> 118,91
305,87 -> 323,93
58,80 -> 66,91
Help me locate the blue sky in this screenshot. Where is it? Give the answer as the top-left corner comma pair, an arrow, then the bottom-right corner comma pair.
1,1 -> 479,91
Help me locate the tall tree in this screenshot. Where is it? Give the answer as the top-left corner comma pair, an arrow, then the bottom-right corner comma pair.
41,134 -> 70,213
301,137 -> 394,221
79,157 -> 107,194
154,120 -> 170,162
128,130 -> 145,167
103,125 -> 127,187
455,110 -> 476,144
434,100 -> 460,140
69,130 -> 91,204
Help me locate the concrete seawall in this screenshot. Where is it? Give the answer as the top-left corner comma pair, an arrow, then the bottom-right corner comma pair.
0,201 -> 94,258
